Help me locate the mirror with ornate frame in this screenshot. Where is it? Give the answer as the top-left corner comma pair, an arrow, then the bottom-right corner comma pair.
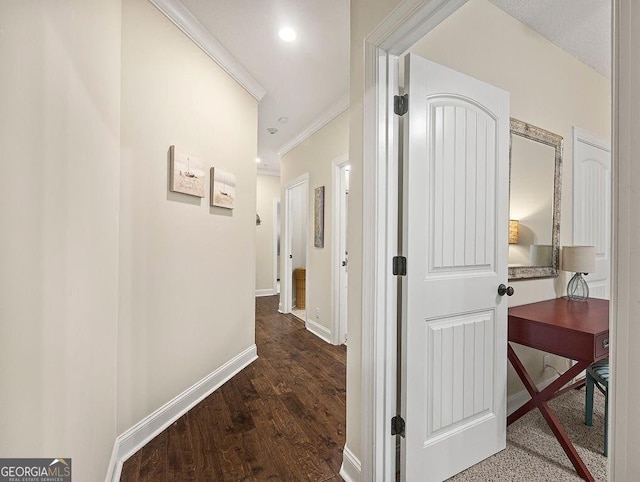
508,118 -> 563,280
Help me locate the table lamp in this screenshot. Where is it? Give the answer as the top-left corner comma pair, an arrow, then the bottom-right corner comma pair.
562,246 -> 596,301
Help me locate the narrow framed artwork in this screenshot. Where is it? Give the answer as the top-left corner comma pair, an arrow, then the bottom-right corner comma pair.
314,186 -> 325,248
210,167 -> 236,209
169,146 -> 205,198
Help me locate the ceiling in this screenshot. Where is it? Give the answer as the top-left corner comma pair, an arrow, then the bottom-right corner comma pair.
179,0 -> 349,174
489,0 -> 611,78
173,0 -> 609,175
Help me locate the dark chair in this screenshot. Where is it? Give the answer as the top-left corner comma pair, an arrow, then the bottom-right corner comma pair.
585,357 -> 609,456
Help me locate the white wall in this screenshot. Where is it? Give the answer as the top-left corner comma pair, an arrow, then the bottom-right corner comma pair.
408,0 -> 610,396
256,174 -> 281,295
0,1 -> 121,480
281,111 -> 349,332
117,0 -> 258,432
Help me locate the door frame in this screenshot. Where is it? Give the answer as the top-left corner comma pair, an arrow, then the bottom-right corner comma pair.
361,2 -> 470,479
360,1 -> 618,480
281,172 -> 309,314
332,154 -> 350,345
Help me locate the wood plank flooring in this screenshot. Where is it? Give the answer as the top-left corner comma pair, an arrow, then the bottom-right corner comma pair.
120,295 -> 347,482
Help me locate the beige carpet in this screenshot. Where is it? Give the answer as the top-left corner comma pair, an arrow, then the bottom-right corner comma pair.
449,388 -> 607,481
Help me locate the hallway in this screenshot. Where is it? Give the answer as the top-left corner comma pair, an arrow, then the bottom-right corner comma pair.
120,295 -> 347,481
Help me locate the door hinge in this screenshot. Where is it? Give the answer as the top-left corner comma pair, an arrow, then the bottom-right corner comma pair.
392,256 -> 407,276
391,415 -> 406,437
394,94 -> 408,116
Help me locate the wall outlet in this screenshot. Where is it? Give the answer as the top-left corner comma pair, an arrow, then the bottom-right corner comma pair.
543,354 -> 551,371
315,307 -> 320,319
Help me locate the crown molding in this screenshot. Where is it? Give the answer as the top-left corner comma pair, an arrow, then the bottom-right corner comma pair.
149,0 -> 267,101
278,93 -> 350,158
257,169 -> 281,177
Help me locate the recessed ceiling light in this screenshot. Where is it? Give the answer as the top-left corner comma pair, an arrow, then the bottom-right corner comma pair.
267,127 -> 278,135
256,158 -> 261,163
279,27 -> 296,42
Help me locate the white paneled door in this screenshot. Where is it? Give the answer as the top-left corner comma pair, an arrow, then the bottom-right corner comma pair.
402,54 -> 510,481
573,128 -> 611,300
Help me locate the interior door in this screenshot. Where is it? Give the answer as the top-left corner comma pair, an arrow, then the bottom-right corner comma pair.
573,130 -> 611,299
401,54 -> 510,481
339,164 -> 349,344
283,178 -> 308,312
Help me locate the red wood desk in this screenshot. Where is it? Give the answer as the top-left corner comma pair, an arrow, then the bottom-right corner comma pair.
508,297 -> 609,482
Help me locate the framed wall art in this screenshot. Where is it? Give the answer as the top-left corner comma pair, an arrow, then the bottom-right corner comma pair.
169,146 -> 205,198
210,167 -> 236,209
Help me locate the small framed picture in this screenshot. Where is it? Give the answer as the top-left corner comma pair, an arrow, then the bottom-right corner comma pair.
210,167 -> 236,209
170,146 -> 205,198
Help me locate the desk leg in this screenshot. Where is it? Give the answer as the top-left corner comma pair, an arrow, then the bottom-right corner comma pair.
538,400 -> 593,481
507,344 -> 594,482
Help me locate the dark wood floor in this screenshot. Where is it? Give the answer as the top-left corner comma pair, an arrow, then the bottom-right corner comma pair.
120,295 -> 347,482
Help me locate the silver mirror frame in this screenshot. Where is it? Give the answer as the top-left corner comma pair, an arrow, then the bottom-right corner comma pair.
508,118 -> 563,280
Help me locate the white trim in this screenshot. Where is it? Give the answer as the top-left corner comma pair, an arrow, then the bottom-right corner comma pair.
366,0 -> 468,54
257,169 -> 281,177
339,445 -> 362,482
148,0 -> 266,101
506,374 -> 559,416
360,38 -> 397,482
332,155 -> 350,345
278,93 -> 350,158
104,345 -> 257,482
255,288 -> 275,297
306,319 -> 333,344
573,126 -> 611,153
360,1 -> 471,481
611,1 -> 628,478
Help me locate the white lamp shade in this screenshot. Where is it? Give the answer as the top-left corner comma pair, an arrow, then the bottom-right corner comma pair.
530,245 -> 553,266
562,246 -> 596,273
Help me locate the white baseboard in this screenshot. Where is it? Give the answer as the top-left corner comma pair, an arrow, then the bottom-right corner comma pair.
340,444 -> 362,482
255,288 -> 275,297
507,373 -> 559,416
306,319 -> 332,344
105,345 -> 258,482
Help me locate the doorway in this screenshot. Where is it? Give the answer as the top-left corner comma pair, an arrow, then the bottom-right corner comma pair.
282,173 -> 309,317
332,157 -> 350,345
359,0 -> 615,480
